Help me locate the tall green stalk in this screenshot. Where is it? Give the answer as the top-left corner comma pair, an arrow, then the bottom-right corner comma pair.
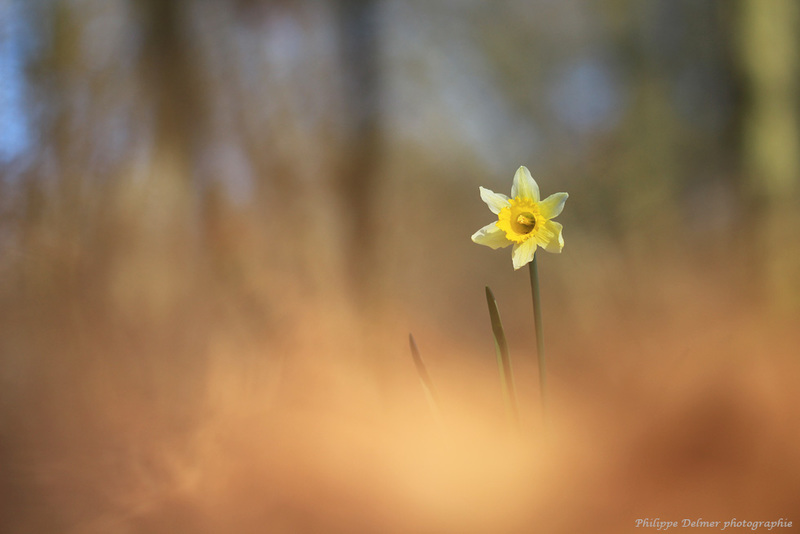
528,252 -> 547,415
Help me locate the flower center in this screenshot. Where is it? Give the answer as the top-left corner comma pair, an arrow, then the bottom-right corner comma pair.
513,213 -> 536,234
495,197 -> 541,244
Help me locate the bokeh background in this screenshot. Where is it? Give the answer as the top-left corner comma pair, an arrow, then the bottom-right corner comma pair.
1,1 -> 799,532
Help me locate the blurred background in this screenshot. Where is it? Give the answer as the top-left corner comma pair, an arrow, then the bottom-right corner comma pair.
1,0 -> 799,532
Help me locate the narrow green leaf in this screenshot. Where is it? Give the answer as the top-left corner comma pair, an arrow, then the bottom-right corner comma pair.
408,333 -> 442,422
485,287 -> 519,426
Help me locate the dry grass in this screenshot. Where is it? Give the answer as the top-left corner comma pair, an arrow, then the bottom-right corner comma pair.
1,189 -> 799,533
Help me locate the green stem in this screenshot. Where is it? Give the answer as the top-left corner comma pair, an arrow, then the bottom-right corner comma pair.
485,287 -> 519,426
528,252 -> 547,416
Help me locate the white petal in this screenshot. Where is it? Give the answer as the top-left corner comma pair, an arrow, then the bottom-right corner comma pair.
510,166 -> 540,201
479,187 -> 510,215
538,192 -> 568,219
511,239 -> 538,269
471,222 -> 512,250
536,220 -> 564,253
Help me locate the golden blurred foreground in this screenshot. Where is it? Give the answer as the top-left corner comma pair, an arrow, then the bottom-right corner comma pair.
1,194 -> 798,534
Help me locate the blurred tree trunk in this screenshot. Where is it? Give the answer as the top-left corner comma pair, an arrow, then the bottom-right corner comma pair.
335,0 -> 381,303
609,1 -> 681,262
107,0 -> 201,326
138,0 -> 198,186
737,0 -> 800,311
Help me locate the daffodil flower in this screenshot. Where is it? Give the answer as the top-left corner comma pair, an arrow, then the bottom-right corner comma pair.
471,166 -> 568,270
